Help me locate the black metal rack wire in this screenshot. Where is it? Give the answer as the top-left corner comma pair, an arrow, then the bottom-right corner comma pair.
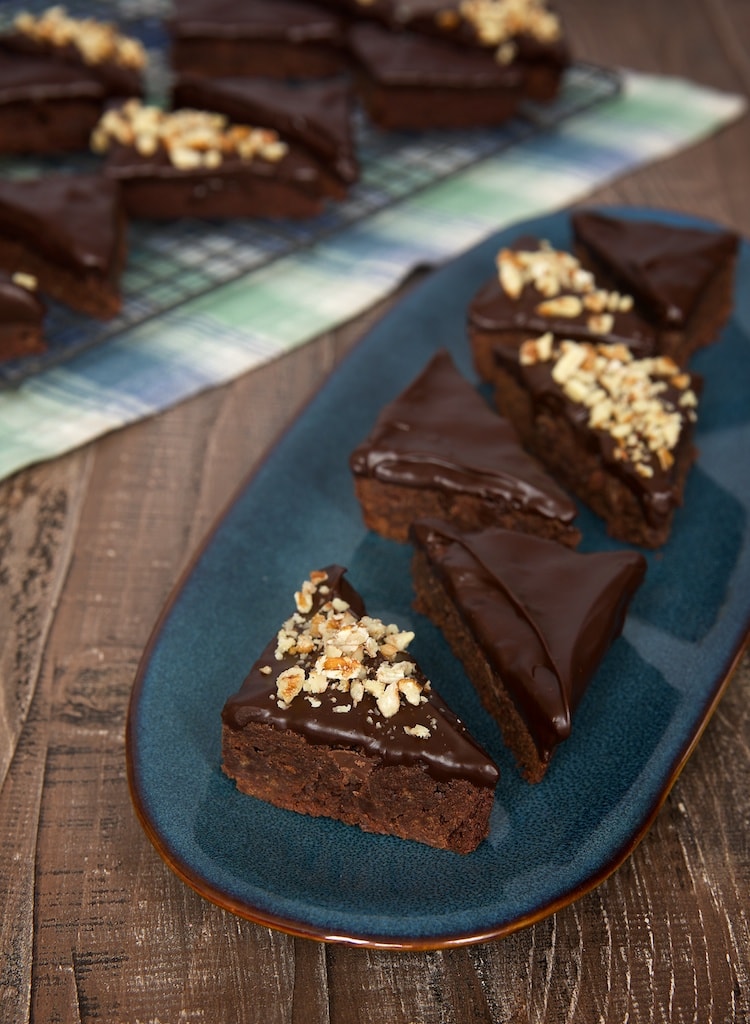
0,2 -> 621,387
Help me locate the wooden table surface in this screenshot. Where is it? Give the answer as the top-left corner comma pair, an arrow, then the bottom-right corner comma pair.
2,2 -> 749,1021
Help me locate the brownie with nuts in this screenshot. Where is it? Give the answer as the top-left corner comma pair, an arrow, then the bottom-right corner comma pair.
492,335 -> 701,547
468,237 -> 659,383
0,7 -> 146,155
222,566 -> 499,853
0,271 -> 46,362
347,21 -> 523,130
0,173 -> 126,319
169,0 -> 348,80
411,519 -> 646,782
172,74 -> 359,194
92,100 -> 341,219
350,349 -> 580,545
572,210 -> 739,365
338,0 -> 568,101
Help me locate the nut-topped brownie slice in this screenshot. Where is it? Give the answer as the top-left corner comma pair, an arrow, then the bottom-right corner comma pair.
92,99 -> 341,219
324,0 -> 569,101
572,210 -> 739,364
222,566 -> 499,853
411,520 -> 646,782
0,173 -> 126,319
493,335 -> 701,547
0,271 -> 46,362
169,0 -> 348,80
468,238 -> 659,382
349,349 -> 580,546
347,21 -> 523,130
172,74 -> 359,194
0,8 -> 146,156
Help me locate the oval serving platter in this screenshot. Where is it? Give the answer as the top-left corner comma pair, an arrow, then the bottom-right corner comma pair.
127,207 -> 750,949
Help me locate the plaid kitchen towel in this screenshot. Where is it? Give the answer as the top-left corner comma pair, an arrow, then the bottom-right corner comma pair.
0,70 -> 745,481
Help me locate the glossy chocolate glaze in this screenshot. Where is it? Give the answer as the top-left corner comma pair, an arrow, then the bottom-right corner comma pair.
0,174 -> 122,275
170,0 -> 345,44
172,75 -> 358,184
350,349 -> 577,525
0,48 -> 105,103
0,34 -> 143,98
572,211 -> 739,328
493,343 -> 699,526
410,520 -> 646,762
348,22 -> 522,88
468,236 -> 658,357
222,565 -> 499,788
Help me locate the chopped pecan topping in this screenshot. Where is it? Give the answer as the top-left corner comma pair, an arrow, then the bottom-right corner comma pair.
519,336 -> 698,475
456,0 -> 561,48
91,100 -> 289,170
14,6 -> 146,69
272,571 -> 431,723
496,241 -> 639,337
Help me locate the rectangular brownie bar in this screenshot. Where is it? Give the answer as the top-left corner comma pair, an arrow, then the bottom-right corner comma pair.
222,566 -> 499,853
493,334 -> 701,548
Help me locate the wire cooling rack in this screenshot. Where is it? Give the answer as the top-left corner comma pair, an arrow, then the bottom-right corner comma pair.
0,1 -> 621,386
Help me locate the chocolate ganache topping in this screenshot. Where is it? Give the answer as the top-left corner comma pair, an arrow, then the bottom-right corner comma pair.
170,0 -> 345,44
468,236 -> 658,357
495,336 -> 700,526
172,74 -> 358,184
348,21 -> 523,88
410,520 -> 646,762
0,48 -> 106,104
572,210 -> 740,328
222,566 -> 499,788
0,174 -> 122,276
350,349 -> 577,524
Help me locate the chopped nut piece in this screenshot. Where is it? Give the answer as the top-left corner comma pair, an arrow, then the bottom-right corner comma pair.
404,724 -> 431,739
11,271 -> 38,290
14,6 -> 146,69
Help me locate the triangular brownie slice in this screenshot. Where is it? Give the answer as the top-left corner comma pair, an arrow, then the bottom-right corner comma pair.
572,210 -> 738,363
468,236 -> 659,382
0,271 -> 46,361
0,174 -> 126,319
172,74 -> 358,190
222,565 -> 499,853
350,349 -> 579,546
410,520 -> 646,782
493,335 -> 701,548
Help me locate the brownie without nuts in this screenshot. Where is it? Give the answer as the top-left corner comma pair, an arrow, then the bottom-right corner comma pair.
411,519 -> 646,782
221,565 -> 499,853
169,0 -> 348,79
572,210 -> 739,365
349,349 -> 580,546
0,173 -> 126,320
493,334 -> 701,548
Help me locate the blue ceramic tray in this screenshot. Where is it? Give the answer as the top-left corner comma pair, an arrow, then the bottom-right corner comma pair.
127,207 -> 750,949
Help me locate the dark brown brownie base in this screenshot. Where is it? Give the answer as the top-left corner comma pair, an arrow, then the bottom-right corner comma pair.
0,323 -> 46,360
469,325 -> 533,384
171,39 -> 348,79
493,367 -> 695,548
112,174 -> 328,220
222,719 -> 494,853
575,244 -> 738,365
353,475 -> 579,547
411,548 -> 548,783
0,97 -> 104,155
355,74 -> 521,130
0,232 -> 125,320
